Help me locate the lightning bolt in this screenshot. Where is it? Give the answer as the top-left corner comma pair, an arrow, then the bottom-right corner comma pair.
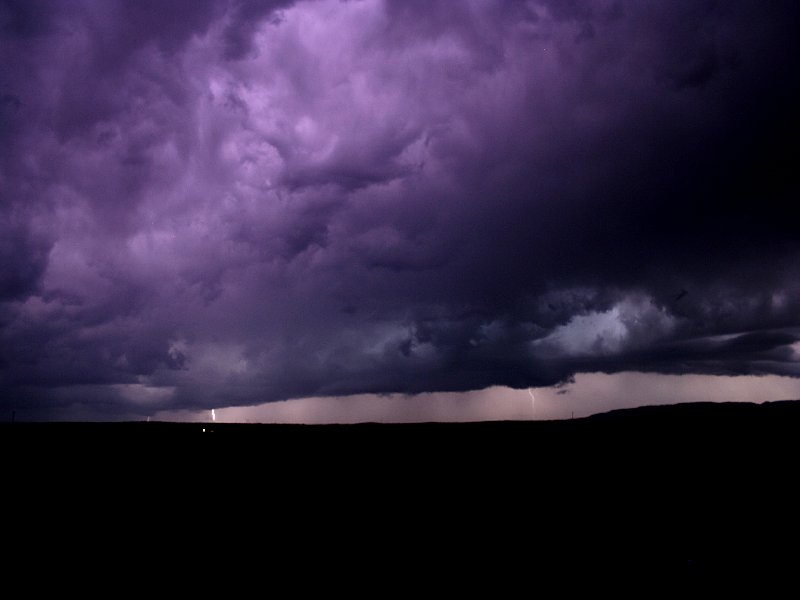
528,388 -> 535,415
211,408 -> 216,422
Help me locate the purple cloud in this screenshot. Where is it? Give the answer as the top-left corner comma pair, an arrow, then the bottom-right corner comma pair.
1,0 -> 798,419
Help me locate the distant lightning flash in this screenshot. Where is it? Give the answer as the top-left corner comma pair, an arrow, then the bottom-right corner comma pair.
212,408 -> 216,422
528,388 -> 535,415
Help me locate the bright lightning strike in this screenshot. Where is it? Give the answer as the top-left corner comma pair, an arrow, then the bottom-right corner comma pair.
211,408 -> 216,422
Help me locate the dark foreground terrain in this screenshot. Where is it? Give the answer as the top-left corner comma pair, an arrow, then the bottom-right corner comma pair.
3,400 -> 798,590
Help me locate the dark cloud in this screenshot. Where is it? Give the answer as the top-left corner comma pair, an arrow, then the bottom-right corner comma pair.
0,215 -> 49,301
0,0 -> 54,38
1,0 -> 798,419
222,0 -> 296,60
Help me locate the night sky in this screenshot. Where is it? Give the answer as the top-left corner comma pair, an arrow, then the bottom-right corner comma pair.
1,0 -> 798,422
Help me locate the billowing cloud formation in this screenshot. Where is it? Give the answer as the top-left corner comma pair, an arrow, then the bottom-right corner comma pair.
1,0 -> 798,418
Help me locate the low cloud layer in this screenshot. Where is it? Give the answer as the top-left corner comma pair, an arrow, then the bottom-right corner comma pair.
1,0 -> 798,419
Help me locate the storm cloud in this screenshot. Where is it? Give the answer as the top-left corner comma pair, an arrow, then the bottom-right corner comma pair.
1,0 -> 798,419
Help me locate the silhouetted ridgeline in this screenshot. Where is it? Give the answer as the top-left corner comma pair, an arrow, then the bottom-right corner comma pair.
3,400 -> 797,586
3,399 -> 797,487
3,397 -> 799,442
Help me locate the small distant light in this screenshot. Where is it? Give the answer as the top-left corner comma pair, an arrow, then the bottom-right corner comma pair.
202,428 -> 205,432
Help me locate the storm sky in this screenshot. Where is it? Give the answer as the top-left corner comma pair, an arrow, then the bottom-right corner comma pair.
1,0 -> 798,421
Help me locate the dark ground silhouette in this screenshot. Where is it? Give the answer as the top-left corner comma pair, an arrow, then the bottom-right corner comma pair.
3,400 -> 797,589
